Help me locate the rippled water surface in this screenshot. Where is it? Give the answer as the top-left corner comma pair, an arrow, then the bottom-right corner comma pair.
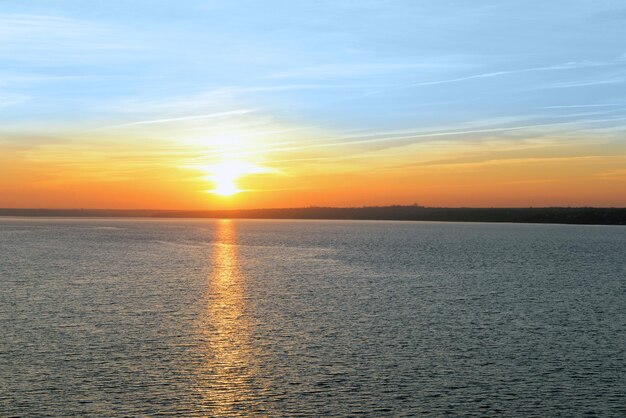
1,218 -> 625,416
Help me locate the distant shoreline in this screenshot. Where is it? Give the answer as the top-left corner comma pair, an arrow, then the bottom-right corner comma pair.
1,206 -> 624,225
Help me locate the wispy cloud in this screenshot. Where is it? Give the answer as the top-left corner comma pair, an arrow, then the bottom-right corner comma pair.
380,154 -> 626,176
211,84 -> 379,94
94,81 -> 377,129
0,13 -> 143,63
0,92 -> 28,108
407,59 -> 619,88
266,58 -> 472,80
256,116 -> 626,155
0,13 -> 87,37
539,104 -> 622,109
593,168 -> 626,180
101,109 -> 259,129
0,73 -> 94,86
542,77 -> 625,89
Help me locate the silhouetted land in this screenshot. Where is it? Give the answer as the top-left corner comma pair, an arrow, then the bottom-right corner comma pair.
1,206 -> 625,225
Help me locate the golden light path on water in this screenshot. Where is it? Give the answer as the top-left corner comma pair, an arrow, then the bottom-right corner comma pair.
199,219 -> 257,415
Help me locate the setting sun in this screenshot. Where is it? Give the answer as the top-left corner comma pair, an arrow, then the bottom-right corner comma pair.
196,160 -> 275,196
212,179 -> 239,196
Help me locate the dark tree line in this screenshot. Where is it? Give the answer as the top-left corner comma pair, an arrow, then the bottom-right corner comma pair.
1,206 -> 625,225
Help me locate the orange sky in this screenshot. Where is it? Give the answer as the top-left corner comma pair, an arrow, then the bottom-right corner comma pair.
1,124 -> 625,209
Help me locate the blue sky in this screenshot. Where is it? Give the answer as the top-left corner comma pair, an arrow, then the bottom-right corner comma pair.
2,0 -> 625,131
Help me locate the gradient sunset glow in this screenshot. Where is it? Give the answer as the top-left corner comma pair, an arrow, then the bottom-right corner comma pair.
1,1 -> 625,209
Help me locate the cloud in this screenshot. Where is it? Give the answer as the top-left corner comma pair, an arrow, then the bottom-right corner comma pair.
0,13 -> 142,64
101,109 -> 259,129
0,92 -> 28,108
266,59 -> 472,80
258,116 -> 626,155
382,154 -> 626,176
539,104 -> 622,109
0,73 -> 92,86
593,168 -> 626,180
542,77 -> 625,89
94,82 -> 373,126
407,59 -> 619,88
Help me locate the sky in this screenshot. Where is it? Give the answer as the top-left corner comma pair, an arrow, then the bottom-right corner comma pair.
1,0 -> 625,209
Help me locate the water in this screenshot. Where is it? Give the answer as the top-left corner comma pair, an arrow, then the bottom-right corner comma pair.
0,218 -> 624,416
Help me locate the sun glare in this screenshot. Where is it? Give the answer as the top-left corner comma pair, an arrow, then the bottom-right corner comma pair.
212,180 -> 239,196
212,172 -> 240,196
197,160 -> 274,197
182,132 -> 278,197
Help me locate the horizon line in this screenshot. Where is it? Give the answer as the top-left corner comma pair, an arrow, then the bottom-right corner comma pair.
1,204 -> 626,212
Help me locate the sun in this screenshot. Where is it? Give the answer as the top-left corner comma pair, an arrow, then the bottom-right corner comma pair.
183,132 -> 277,197
197,160 -> 274,197
212,180 -> 239,196
211,168 -> 241,196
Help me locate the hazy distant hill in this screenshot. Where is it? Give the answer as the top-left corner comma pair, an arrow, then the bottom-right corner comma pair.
1,206 -> 624,225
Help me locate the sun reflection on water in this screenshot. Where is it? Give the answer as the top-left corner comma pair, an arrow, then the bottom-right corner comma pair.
200,219 -> 256,415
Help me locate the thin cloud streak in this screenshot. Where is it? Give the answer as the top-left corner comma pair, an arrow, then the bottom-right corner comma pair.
0,13 -> 142,56
100,109 -> 259,129
377,154 -> 626,175
542,77 -> 625,89
0,92 -> 29,108
176,115 -> 626,164
266,59 -> 473,80
407,59 -> 622,88
255,117 -> 626,155
539,104 -> 621,109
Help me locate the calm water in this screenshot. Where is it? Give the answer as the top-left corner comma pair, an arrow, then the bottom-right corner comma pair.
0,218 -> 624,416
